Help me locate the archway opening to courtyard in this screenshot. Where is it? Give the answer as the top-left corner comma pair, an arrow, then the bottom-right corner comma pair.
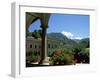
26,12 -> 51,66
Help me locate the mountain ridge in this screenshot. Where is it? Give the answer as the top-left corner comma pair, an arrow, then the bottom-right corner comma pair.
47,32 -> 89,45
47,32 -> 77,46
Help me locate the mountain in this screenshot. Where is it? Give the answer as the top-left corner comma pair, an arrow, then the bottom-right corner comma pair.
73,39 -> 80,43
78,38 -> 89,48
47,32 -> 77,46
79,38 -> 89,42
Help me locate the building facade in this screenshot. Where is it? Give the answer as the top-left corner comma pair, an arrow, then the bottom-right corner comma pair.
26,37 -> 63,61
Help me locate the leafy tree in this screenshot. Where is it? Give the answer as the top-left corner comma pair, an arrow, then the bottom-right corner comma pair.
79,48 -> 90,63
26,32 -> 32,37
32,29 -> 42,39
72,46 -> 81,54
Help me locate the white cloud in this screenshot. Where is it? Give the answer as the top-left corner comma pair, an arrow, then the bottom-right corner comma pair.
74,37 -> 83,40
61,31 -> 74,39
61,31 -> 82,40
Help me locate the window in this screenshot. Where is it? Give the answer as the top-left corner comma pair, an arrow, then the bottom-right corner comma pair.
30,44 -> 32,48
34,44 -> 37,48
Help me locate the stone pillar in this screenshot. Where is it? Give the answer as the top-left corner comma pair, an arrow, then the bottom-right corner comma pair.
38,13 -> 50,65
39,26 -> 49,65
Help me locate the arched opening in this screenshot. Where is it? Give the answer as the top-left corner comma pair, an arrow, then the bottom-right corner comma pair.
26,12 -> 51,66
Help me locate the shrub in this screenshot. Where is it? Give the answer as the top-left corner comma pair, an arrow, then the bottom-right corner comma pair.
79,48 -> 90,63
31,51 -> 40,62
50,49 -> 75,65
48,49 -> 55,57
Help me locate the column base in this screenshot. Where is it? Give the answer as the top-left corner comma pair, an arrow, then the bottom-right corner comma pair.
42,57 -> 50,65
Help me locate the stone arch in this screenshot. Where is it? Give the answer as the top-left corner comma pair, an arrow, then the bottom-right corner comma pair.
26,12 -> 50,65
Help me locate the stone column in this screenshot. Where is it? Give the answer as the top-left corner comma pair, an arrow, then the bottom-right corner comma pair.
39,13 -> 50,65
39,26 -> 49,65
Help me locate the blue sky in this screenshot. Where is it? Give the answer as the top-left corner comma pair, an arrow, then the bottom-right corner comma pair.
28,13 -> 89,39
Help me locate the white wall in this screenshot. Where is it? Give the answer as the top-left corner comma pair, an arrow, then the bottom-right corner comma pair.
0,0 -> 100,80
